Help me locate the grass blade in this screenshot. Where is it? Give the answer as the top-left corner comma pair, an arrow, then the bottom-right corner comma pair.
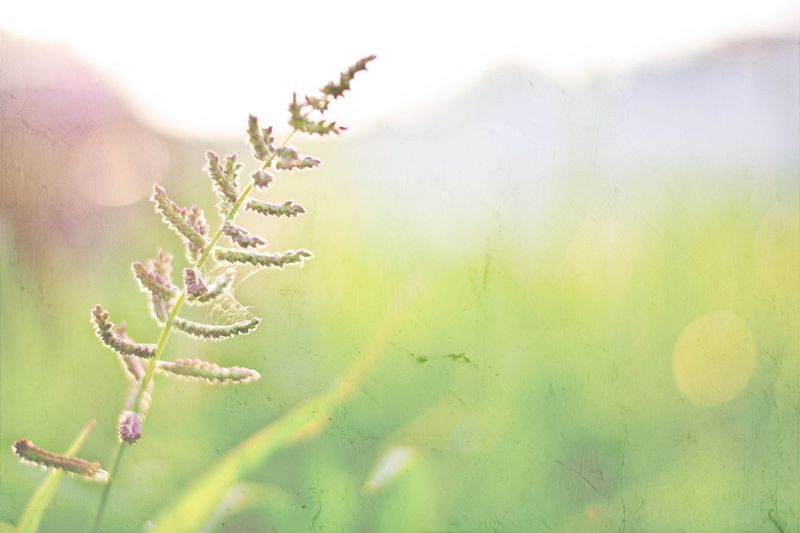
151,280 -> 424,532
16,420 -> 97,533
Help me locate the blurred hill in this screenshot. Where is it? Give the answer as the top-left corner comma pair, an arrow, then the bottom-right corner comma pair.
0,31 -> 172,259
1,31 -> 797,256
331,37 -> 798,250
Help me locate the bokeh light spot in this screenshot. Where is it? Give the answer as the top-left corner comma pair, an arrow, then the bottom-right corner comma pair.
363,446 -> 416,493
673,310 -> 757,406
585,502 -> 603,522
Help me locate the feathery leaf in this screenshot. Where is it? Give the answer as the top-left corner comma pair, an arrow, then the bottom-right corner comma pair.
118,411 -> 143,444
188,205 -> 209,237
151,184 -> 208,260
273,146 -> 321,171
15,420 -> 97,532
184,268 -> 235,304
247,116 -> 274,162
320,54 -> 376,99
111,323 -> 147,381
223,221 -> 267,249
207,151 -> 239,200
251,170 -> 273,189
147,249 -> 175,321
132,261 -> 179,301
150,248 -> 174,279
246,198 -> 305,218
156,358 -> 261,384
214,248 -> 313,269
172,316 -> 261,340
289,93 -> 343,136
286,55 -> 376,136
92,305 -> 156,359
204,151 -> 234,198
12,439 -> 109,483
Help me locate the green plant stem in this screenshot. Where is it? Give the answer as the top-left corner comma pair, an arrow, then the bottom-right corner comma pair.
90,130 -> 295,532
18,420 -> 97,533
89,441 -> 125,533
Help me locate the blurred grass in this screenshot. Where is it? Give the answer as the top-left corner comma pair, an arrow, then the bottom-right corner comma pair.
0,171 -> 798,532
17,420 -> 96,533
153,278 -> 423,531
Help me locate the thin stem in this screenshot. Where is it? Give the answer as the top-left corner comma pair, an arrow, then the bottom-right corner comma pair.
90,442 -> 126,533
90,129 -> 297,532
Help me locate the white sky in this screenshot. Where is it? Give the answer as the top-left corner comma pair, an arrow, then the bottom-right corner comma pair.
2,0 -> 797,138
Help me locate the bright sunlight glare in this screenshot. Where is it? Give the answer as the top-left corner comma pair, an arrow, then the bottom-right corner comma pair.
2,0 -> 796,138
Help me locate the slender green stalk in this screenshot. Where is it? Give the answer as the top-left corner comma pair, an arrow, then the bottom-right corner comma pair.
17,421 -> 97,533
90,131 -> 295,532
89,442 -> 125,533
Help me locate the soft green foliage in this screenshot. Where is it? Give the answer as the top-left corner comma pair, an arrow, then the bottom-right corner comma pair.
152,285 -> 414,530
153,393 -> 335,531
3,179 -> 798,531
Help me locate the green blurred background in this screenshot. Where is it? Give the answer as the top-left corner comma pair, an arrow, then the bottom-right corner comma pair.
1,29 -> 798,532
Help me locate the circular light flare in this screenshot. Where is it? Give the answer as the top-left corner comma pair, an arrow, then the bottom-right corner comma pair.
672,310 -> 757,407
